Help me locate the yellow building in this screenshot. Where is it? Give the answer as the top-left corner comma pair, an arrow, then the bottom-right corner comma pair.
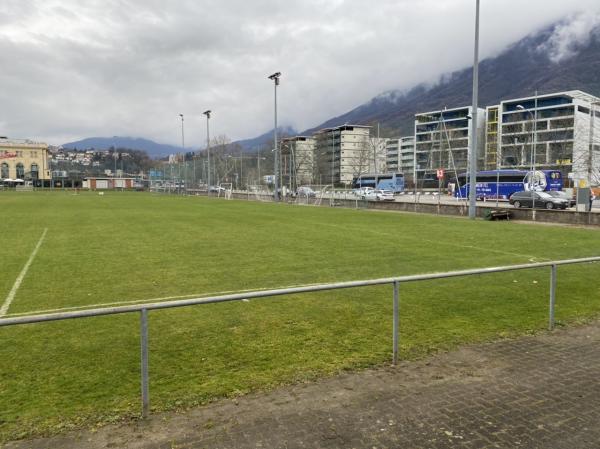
0,137 -> 51,184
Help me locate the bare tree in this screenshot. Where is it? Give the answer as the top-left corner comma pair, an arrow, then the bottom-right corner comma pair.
344,134 -> 374,183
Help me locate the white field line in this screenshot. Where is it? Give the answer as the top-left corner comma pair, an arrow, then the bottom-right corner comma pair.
4,281 -> 329,318
0,228 -> 48,317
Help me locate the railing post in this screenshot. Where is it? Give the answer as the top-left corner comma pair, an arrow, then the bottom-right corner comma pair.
549,264 -> 557,330
140,308 -> 150,418
393,280 -> 399,365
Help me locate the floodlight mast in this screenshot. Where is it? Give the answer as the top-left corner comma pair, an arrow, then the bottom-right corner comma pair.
179,114 -> 185,195
268,72 -> 281,201
203,110 -> 211,193
468,0 -> 480,219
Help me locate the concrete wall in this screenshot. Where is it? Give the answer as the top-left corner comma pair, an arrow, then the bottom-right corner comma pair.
228,191 -> 599,226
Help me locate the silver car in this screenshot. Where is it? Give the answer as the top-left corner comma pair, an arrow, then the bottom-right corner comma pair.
366,189 -> 395,201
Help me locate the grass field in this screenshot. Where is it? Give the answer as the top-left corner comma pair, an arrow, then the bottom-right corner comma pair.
1,191 -> 599,441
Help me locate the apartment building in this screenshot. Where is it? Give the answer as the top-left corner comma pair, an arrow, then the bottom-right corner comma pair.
489,90 -> 600,185
281,136 -> 316,186
399,136 -> 415,179
0,137 -> 51,185
414,106 -> 485,184
386,136 -> 415,179
313,125 -> 386,186
385,138 -> 400,172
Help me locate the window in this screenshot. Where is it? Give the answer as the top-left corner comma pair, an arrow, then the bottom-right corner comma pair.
1,162 -> 8,179
578,106 -> 590,114
31,163 -> 39,180
16,163 -> 24,179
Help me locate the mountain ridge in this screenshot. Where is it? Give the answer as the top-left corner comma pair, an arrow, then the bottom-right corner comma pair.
298,22 -> 600,137
61,136 -> 185,158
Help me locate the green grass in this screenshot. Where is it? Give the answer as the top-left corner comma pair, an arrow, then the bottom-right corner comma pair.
0,191 -> 599,441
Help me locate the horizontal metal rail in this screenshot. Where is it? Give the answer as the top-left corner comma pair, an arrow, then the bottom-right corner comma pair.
1,256 -> 598,419
1,256 -> 599,327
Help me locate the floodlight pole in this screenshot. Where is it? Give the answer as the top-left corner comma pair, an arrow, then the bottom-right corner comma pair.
331,129 -> 335,188
179,114 -> 185,194
268,72 -> 281,201
589,101 -> 600,188
468,0 -> 480,219
203,110 -> 211,193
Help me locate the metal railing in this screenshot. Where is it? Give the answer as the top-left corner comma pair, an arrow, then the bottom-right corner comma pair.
1,256 -> 598,418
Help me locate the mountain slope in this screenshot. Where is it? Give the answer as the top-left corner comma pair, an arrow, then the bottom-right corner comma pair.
62,136 -> 184,158
233,126 -> 298,152
301,22 -> 600,137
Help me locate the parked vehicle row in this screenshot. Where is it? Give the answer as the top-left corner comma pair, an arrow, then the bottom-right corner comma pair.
293,185 -> 582,209
352,187 -> 395,201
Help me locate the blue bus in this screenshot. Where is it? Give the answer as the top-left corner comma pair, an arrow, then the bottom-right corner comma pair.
352,173 -> 405,193
453,170 -> 562,200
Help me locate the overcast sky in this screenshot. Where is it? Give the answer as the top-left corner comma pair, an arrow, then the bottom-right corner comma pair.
1,0 -> 599,147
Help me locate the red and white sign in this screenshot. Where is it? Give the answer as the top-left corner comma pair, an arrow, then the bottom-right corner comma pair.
436,169 -> 445,179
0,152 -> 17,159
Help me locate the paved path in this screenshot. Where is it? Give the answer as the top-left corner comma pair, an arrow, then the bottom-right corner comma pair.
6,322 -> 600,449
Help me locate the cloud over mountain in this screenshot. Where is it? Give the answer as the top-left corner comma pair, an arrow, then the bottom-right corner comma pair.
537,12 -> 600,62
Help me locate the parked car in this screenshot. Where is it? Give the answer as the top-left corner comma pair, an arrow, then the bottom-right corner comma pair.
354,187 -> 375,198
546,190 -> 576,207
209,186 -> 226,193
509,190 -> 569,209
296,186 -> 316,197
365,189 -> 395,202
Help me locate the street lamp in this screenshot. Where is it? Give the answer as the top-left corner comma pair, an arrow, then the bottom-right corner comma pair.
517,100 -> 538,216
179,113 -> 184,194
268,71 -> 281,201
331,128 -> 335,188
468,0 -> 480,219
203,110 -> 211,193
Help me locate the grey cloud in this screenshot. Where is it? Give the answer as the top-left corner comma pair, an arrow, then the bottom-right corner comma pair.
1,0 -> 600,147
537,12 -> 600,62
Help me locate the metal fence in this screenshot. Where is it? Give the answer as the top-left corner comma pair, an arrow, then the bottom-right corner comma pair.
1,256 -> 599,418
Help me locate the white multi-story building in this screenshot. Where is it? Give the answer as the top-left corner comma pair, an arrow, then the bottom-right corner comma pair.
314,125 -> 386,186
490,90 -> 600,185
399,136 -> 415,178
386,138 -> 400,172
386,136 -> 414,177
414,106 -> 486,185
281,136 -> 316,186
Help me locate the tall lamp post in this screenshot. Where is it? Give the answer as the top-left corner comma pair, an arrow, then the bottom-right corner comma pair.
331,128 -> 335,188
588,101 -> 600,196
268,72 -> 281,201
468,0 -> 480,219
517,97 -> 538,218
179,114 -> 185,194
203,110 -> 211,194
